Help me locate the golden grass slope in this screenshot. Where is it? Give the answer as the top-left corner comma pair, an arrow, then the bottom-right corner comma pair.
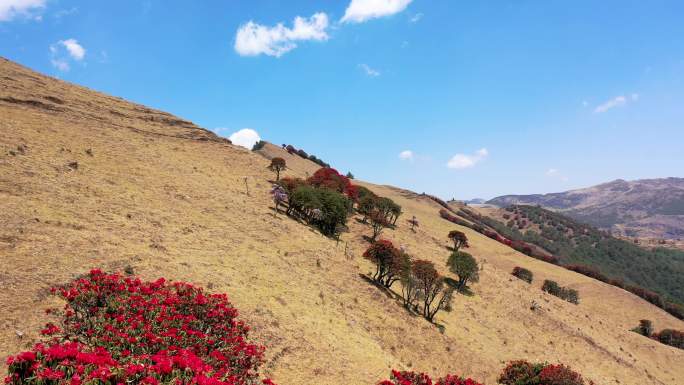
1,57 -> 683,385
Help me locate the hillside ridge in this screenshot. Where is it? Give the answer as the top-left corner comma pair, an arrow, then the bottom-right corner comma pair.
2,57 -> 683,385
487,177 -> 684,240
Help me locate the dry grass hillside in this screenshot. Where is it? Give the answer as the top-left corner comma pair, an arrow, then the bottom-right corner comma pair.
1,57 -> 683,385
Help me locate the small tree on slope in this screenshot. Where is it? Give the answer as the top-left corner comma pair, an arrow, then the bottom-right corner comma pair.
268,157 -> 287,181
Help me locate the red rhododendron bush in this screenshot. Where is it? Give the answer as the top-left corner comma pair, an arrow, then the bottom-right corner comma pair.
5,269 -> 276,385
376,370 -> 483,385
498,360 -> 592,385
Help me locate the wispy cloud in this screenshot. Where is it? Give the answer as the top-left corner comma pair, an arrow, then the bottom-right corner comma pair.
409,12 -> 423,23
594,93 -> 639,113
0,0 -> 45,22
545,168 -> 569,182
49,38 -> 86,71
234,12 -> 329,57
53,7 -> 77,20
341,0 -> 413,23
545,168 -> 559,177
447,148 -> 489,169
358,63 -> 380,77
398,150 -> 414,161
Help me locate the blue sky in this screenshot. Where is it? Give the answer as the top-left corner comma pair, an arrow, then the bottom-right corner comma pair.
2,1 -> 684,200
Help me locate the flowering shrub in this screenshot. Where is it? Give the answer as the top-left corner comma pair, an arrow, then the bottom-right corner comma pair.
5,269 -> 276,385
377,370 -> 483,385
563,264 -> 608,282
439,209 -> 472,228
307,167 -> 352,196
498,360 -> 591,385
538,364 -> 587,385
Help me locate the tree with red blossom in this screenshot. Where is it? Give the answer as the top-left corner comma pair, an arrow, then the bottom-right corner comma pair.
447,230 -> 469,252
363,240 -> 404,288
308,167 -> 350,193
369,209 -> 391,241
412,260 -> 454,322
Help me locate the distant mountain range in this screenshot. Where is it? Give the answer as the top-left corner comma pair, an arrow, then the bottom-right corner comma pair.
487,178 -> 684,239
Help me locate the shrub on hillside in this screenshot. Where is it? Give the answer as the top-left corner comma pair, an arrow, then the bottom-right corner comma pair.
376,197 -> 402,226
632,319 -> 653,336
288,185 -> 350,237
542,280 -> 580,304
276,177 -> 306,214
498,360 -> 590,385
446,251 -> 479,290
511,266 -> 533,283
251,140 -> 266,151
377,370 -> 483,385
357,193 -> 402,231
5,269 -> 276,385
542,279 -> 561,296
651,329 -> 684,349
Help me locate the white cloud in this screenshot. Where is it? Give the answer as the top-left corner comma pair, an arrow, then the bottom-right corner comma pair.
447,148 -> 488,169
0,0 -> 45,22
398,150 -> 414,161
49,38 -> 86,72
341,0 -> 413,23
358,63 -> 380,77
593,93 -> 639,113
409,12 -> 423,23
545,168 -> 559,177
234,12 -> 329,57
60,39 -> 85,60
228,128 -> 261,149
